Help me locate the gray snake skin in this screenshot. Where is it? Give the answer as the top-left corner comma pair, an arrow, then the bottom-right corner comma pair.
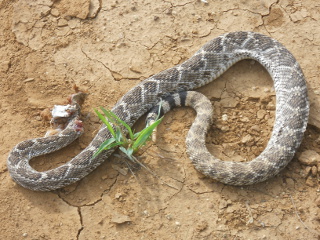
7,31 -> 309,191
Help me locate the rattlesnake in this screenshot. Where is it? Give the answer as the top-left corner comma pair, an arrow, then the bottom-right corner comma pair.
7,31 -> 309,191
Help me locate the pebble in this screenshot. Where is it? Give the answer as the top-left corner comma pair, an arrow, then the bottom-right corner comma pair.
241,134 -> 252,144
219,199 -> 229,209
286,178 -> 295,188
305,176 -> 315,187
311,166 -> 318,176
304,166 -> 312,177
257,110 -> 266,119
250,125 -> 260,132
221,114 -> 228,121
220,126 -> 229,132
111,213 -> 131,224
0,60 -> 10,72
298,150 -> 320,166
266,102 -> 276,110
240,117 -> 250,122
68,19 -> 79,29
57,19 -> 68,27
51,8 -> 60,17
165,9 -> 172,15
23,78 -> 35,83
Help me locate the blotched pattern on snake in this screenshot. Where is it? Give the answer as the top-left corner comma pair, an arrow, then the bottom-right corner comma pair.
7,31 -> 309,191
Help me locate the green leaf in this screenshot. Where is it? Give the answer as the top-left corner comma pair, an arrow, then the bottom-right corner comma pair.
93,137 -> 116,158
101,108 -> 134,140
95,141 -> 125,157
132,117 -> 163,151
107,141 -> 125,149
94,109 -> 116,138
119,146 -> 134,161
115,128 -> 123,142
133,131 -> 141,140
100,108 -> 117,124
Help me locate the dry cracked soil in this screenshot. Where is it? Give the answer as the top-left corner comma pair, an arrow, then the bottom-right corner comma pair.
0,0 -> 320,239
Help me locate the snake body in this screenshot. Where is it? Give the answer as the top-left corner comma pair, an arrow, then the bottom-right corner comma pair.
7,31 -> 309,191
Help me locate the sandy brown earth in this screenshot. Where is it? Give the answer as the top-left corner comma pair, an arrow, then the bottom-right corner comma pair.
1,0 -> 320,239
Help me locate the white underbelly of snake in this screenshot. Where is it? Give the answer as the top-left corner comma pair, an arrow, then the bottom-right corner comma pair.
7,31 -> 309,191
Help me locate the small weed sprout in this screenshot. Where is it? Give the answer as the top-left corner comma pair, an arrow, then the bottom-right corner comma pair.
93,107 -> 163,162
93,105 -> 179,190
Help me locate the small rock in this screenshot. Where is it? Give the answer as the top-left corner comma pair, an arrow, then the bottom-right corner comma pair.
165,8 -> 172,15
101,175 -> 108,180
298,150 -> 320,166
266,102 -> 276,110
286,178 -> 295,188
88,0 -> 101,18
111,212 -> 131,224
68,19 -> 80,29
114,192 -> 122,199
129,65 -> 142,74
23,78 -> 35,83
220,126 -> 229,132
220,98 -> 239,108
305,176 -> 315,187
57,18 -> 68,27
290,9 -> 309,22
304,166 -> 312,177
240,117 -> 250,122
219,199 -> 229,209
250,125 -> 260,132
143,210 -> 149,216
221,114 -> 228,121
0,60 -> 10,72
311,166 -> 318,176
261,95 -> 272,103
257,110 -> 266,119
51,8 -> 60,17
196,220 -> 208,232
241,134 -> 252,144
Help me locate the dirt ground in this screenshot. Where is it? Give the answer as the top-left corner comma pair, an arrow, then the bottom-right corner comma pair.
0,0 -> 320,239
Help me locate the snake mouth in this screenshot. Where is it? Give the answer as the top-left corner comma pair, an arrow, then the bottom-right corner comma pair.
44,92 -> 87,137
74,119 -> 84,132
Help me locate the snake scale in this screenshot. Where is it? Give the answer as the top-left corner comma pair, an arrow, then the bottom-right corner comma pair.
7,31 -> 309,191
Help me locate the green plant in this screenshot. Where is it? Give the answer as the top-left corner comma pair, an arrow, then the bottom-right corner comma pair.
93,107 -> 163,161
